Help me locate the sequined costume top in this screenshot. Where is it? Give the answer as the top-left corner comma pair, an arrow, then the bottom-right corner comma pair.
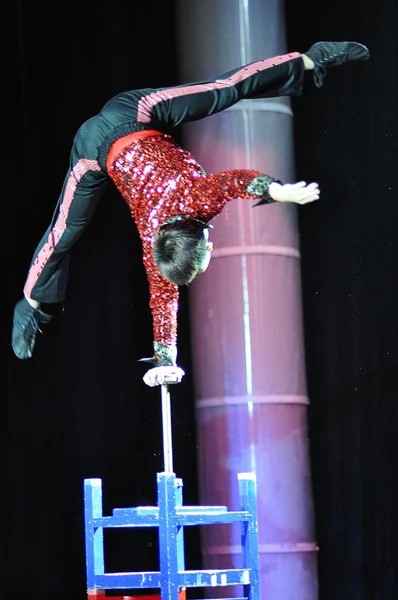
108,131 -> 277,366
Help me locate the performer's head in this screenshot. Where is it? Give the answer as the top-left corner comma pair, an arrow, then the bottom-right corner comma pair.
153,217 -> 213,285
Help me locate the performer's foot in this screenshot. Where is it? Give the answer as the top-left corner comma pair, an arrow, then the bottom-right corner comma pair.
12,297 -> 52,359
303,41 -> 370,87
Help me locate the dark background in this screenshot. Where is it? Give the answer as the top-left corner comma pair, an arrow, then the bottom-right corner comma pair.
4,1 -> 397,599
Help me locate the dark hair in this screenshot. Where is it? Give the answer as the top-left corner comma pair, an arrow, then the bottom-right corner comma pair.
152,218 -> 209,285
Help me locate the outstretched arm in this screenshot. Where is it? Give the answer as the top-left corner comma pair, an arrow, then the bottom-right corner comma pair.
251,178 -> 320,205
193,170 -> 319,220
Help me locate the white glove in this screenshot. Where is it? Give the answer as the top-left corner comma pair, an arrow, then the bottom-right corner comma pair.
269,181 -> 320,204
143,365 -> 185,387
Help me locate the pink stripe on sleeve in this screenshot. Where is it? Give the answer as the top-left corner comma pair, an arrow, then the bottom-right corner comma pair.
137,53 -> 300,123
23,159 -> 101,299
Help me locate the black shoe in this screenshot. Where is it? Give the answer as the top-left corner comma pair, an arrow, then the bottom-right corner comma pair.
12,298 -> 52,359
305,41 -> 370,87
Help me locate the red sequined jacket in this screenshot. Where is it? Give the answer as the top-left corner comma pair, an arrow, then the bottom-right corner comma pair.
108,132 -> 277,366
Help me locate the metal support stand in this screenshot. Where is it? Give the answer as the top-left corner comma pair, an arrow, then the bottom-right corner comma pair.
160,376 -> 178,473
83,380 -> 261,600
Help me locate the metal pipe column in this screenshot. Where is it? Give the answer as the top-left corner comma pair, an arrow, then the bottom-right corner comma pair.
175,1 -> 319,598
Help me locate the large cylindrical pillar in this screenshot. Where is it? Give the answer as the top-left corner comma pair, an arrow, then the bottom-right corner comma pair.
175,1 -> 318,598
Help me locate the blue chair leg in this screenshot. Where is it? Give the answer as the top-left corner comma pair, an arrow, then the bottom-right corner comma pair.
175,478 -> 186,573
158,473 -> 180,600
84,479 -> 105,591
239,473 -> 260,600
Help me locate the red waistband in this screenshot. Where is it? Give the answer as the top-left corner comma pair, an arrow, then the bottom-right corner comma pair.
106,130 -> 162,174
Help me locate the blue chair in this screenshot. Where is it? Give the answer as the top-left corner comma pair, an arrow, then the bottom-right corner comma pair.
83,379 -> 260,600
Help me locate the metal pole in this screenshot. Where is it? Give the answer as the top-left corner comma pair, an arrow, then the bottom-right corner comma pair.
160,376 -> 179,473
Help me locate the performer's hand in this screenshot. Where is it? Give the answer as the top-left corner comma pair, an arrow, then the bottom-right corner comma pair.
269,181 -> 320,204
143,365 -> 185,387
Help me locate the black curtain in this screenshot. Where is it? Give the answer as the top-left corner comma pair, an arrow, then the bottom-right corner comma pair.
4,1 -> 397,600
285,1 -> 398,599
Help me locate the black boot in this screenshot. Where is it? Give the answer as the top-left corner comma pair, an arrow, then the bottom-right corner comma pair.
12,297 -> 52,359
305,41 -> 370,87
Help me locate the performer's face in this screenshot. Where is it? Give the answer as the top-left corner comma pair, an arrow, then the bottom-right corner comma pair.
199,228 -> 213,273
